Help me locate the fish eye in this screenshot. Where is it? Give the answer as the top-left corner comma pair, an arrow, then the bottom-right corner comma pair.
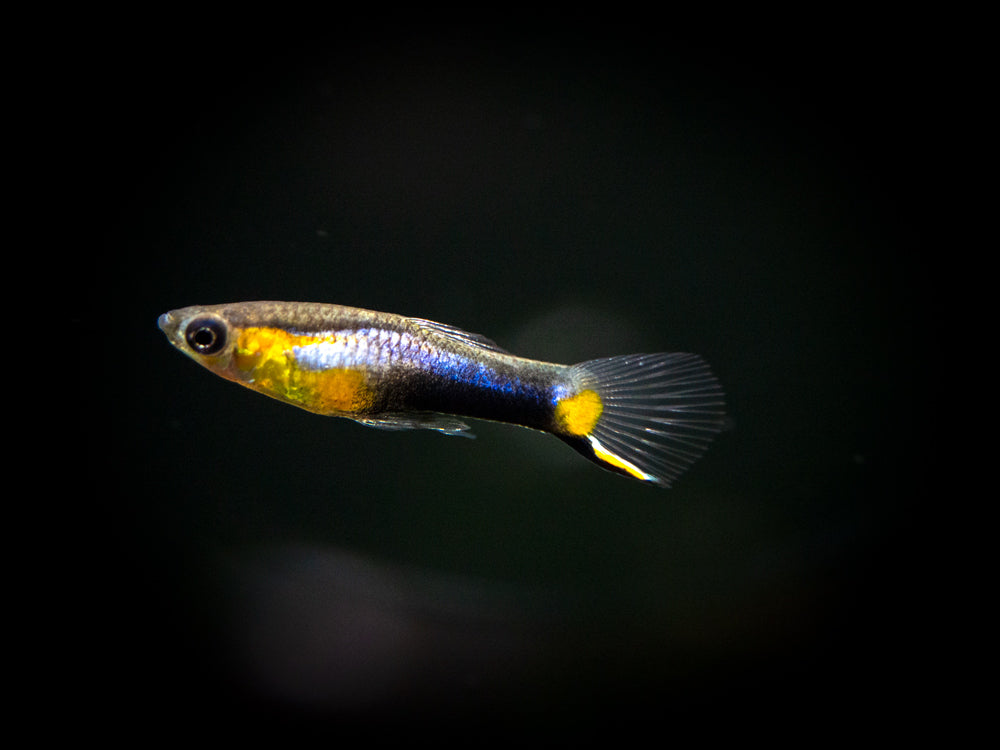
184,316 -> 227,355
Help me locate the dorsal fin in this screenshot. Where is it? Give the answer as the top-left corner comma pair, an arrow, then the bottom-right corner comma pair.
410,317 -> 509,354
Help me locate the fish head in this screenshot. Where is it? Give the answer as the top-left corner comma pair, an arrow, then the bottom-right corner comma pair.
158,304 -> 246,384
158,303 -> 370,415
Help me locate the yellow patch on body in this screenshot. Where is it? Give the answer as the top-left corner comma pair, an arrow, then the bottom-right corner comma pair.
306,367 -> 371,414
228,327 -> 373,416
554,389 -> 603,436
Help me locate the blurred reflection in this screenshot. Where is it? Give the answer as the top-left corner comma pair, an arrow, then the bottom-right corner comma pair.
228,545 -> 565,713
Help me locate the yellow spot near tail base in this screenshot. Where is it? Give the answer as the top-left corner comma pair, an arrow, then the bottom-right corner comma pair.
555,389 -> 603,437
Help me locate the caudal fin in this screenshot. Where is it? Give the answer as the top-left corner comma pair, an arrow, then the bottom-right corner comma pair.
557,353 -> 725,487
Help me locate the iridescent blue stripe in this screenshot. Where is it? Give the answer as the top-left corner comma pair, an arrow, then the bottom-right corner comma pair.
292,328 -> 537,399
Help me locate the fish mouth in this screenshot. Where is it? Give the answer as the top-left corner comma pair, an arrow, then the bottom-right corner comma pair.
158,312 -> 183,348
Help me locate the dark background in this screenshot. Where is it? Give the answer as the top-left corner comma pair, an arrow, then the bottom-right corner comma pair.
83,22 -> 921,730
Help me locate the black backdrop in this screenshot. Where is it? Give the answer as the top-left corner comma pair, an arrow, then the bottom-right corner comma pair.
81,21 -> 922,732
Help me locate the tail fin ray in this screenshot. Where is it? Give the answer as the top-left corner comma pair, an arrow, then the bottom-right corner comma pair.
563,353 -> 725,487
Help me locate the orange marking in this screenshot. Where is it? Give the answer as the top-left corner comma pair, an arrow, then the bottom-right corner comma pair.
554,389 -> 603,436
226,327 -> 373,415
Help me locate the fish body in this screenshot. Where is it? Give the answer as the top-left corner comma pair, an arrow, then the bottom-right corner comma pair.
158,301 -> 725,487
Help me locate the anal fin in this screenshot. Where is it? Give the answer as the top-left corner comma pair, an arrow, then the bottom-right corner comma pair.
353,413 -> 475,438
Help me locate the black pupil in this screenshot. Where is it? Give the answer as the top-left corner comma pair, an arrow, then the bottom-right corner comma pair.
193,328 -> 215,347
186,318 -> 226,354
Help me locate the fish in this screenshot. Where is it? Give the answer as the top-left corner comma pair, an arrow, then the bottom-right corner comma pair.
158,301 -> 725,487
